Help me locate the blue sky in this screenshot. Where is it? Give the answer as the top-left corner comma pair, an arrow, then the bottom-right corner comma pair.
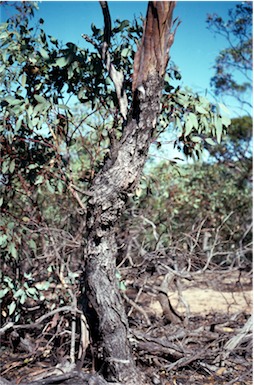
1,1 -> 247,116
1,1 -> 251,163
31,1 -> 237,93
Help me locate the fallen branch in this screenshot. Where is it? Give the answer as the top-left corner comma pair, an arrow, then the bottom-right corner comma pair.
76,314 -> 90,371
157,272 -> 183,324
218,314 -> 253,364
0,323 -> 14,336
18,371 -> 123,385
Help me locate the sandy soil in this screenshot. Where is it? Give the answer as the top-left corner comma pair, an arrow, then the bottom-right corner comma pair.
149,271 -> 252,317
150,287 -> 252,316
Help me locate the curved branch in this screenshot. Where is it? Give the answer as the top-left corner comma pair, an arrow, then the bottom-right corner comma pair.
100,1 -> 111,46
99,1 -> 128,121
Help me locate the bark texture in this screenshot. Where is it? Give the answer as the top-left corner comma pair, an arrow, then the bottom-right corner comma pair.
132,1 -> 176,92
83,2 -> 177,384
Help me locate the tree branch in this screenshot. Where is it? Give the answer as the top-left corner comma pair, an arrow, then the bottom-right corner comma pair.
99,1 -> 128,120
99,1 -> 111,46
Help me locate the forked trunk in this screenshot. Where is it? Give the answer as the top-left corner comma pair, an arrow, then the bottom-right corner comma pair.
83,2 -> 177,384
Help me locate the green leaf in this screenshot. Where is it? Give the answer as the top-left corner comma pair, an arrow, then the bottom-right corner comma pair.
34,94 -> 47,104
26,287 -> 37,296
49,35 -> 58,46
28,239 -> 37,252
7,222 -> 15,230
4,276 -> 14,289
221,116 -> 231,127
201,116 -> 209,131
0,64 -> 5,74
0,197 -> 3,207
46,180 -> 55,194
33,102 -> 45,115
115,271 -> 121,280
175,118 -> 182,135
191,136 -> 202,143
121,48 -> 129,58
57,179 -> 64,194
184,110 -> 199,137
196,105 -> 208,114
20,293 -> 27,304
35,281 -> 50,290
8,301 -> 16,316
185,118 -> 193,137
2,159 -> 9,174
68,65 -> 74,79
9,159 -> 15,173
35,175 -> 44,185
0,31 -> 8,40
214,115 -> 223,143
118,20 -> 129,31
8,242 -> 18,259
40,47 -> 49,59
14,313 -> 20,322
5,96 -> 23,106
0,23 -> 8,31
27,163 -> 38,170
14,288 -> 24,299
57,104 -> 70,110
188,113 -> 198,129
16,116 -> 23,131
119,281 -> 127,291
54,56 -> 69,68
40,30 -> 47,44
32,117 -> 39,126
205,138 -> 216,145
21,72 -> 27,87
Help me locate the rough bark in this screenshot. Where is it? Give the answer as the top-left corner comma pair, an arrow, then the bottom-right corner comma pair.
83,2 -> 177,384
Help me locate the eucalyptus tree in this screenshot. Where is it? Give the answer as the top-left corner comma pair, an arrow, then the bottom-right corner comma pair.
207,1 -> 252,112
0,2 -> 230,384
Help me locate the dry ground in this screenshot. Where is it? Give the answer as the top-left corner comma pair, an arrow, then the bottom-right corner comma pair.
0,269 -> 252,385
150,270 -> 252,316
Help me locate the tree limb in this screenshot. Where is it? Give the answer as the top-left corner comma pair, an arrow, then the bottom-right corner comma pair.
99,1 -> 128,120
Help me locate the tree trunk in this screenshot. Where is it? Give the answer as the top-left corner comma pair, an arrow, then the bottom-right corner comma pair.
83,2 -> 177,384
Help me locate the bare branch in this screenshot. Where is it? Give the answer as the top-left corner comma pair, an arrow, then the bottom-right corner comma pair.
99,1 -> 111,46
91,1 -> 128,121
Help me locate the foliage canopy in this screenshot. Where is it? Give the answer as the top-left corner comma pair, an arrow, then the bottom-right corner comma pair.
207,1 -> 252,111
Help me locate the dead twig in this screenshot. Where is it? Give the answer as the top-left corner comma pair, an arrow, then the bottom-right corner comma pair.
122,291 -> 151,326
217,314 -> 253,364
0,323 -> 14,336
76,314 -> 90,371
157,272 -> 183,324
127,276 -> 147,317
